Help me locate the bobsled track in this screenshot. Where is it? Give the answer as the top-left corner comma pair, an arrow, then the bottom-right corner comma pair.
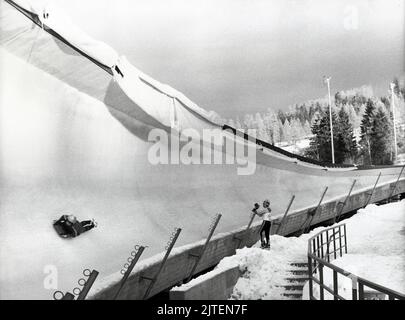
0,0 -> 404,299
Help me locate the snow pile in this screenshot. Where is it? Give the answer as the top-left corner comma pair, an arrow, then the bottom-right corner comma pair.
199,200 -> 405,300
278,138 -> 311,155
173,226 -> 314,299
210,235 -> 311,300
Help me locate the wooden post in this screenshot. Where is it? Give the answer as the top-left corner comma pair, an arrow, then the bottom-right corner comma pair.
319,264 -> 324,300
333,230 -> 337,260
333,270 -> 338,300
113,246 -> 146,300
364,173 -> 381,207
77,270 -> 99,300
234,211 -> 257,249
320,232 -> 324,260
54,268 -> 99,301
141,228 -> 182,300
388,165 -> 405,200
351,276 -> 358,300
308,256 -> 313,300
275,195 -> 295,234
344,224 -> 348,254
334,180 -> 356,224
316,237 -> 321,259
186,214 -> 222,282
312,239 -> 317,273
338,226 -> 343,257
302,187 -> 328,234
358,282 -> 364,300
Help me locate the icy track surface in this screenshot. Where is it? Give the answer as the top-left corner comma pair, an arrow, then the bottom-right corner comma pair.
203,201 -> 405,300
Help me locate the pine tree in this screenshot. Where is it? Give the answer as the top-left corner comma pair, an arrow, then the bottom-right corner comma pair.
303,120 -> 312,136
275,119 -> 283,144
255,113 -> 270,142
228,119 -> 235,128
282,120 -> 292,143
370,107 -> 393,165
359,99 -> 376,165
264,111 -> 281,145
262,113 -> 272,143
345,104 -> 359,128
243,114 -> 255,131
305,117 -> 321,160
316,111 -> 340,163
335,108 -> 357,163
290,119 -> 302,144
235,117 -> 242,129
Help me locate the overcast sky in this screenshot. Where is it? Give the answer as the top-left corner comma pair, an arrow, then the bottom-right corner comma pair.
58,0 -> 404,118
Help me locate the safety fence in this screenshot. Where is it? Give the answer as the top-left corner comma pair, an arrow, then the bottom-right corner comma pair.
52,176 -> 405,300
307,224 -> 405,300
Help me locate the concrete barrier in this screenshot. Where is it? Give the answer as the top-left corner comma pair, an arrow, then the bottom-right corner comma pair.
92,180 -> 405,300
169,266 -> 240,300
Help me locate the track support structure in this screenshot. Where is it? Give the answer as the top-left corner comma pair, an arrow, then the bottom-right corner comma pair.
113,245 -> 146,300
334,180 -> 357,223
388,165 -> 405,201
77,270 -> 99,300
141,227 -> 181,300
53,269 -> 99,301
233,211 -> 257,249
364,173 -> 381,207
186,214 -> 222,283
300,187 -> 328,235
275,195 -> 295,234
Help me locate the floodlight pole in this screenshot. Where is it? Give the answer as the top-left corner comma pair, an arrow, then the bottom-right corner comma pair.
390,82 -> 398,161
325,77 -> 335,164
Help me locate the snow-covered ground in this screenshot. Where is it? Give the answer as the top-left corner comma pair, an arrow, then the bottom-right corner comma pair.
276,138 -> 311,155
193,200 -> 405,300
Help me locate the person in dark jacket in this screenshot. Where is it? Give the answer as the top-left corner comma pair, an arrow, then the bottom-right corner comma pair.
54,215 -> 97,238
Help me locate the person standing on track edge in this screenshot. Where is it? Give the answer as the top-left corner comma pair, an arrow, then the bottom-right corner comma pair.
252,199 -> 273,249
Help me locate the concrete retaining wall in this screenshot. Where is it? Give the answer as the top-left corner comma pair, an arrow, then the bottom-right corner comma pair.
169,266 -> 240,300
92,180 -> 405,300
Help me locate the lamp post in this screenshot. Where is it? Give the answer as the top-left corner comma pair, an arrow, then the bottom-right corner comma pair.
324,76 -> 335,164
390,83 -> 398,161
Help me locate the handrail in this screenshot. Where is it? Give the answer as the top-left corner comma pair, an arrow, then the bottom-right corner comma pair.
307,223 -> 405,300
307,223 -> 345,253
358,277 -> 405,300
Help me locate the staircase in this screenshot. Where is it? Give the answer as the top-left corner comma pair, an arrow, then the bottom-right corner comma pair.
281,262 -> 309,300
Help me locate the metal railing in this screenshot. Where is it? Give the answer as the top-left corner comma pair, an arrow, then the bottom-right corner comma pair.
307,223 -> 405,300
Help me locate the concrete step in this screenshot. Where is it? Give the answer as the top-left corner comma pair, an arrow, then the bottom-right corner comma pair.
282,290 -> 303,299
282,296 -> 302,300
282,284 -> 305,291
288,269 -> 309,276
281,262 -> 308,300
285,277 -> 309,283
288,265 -> 308,270
290,262 -> 308,268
